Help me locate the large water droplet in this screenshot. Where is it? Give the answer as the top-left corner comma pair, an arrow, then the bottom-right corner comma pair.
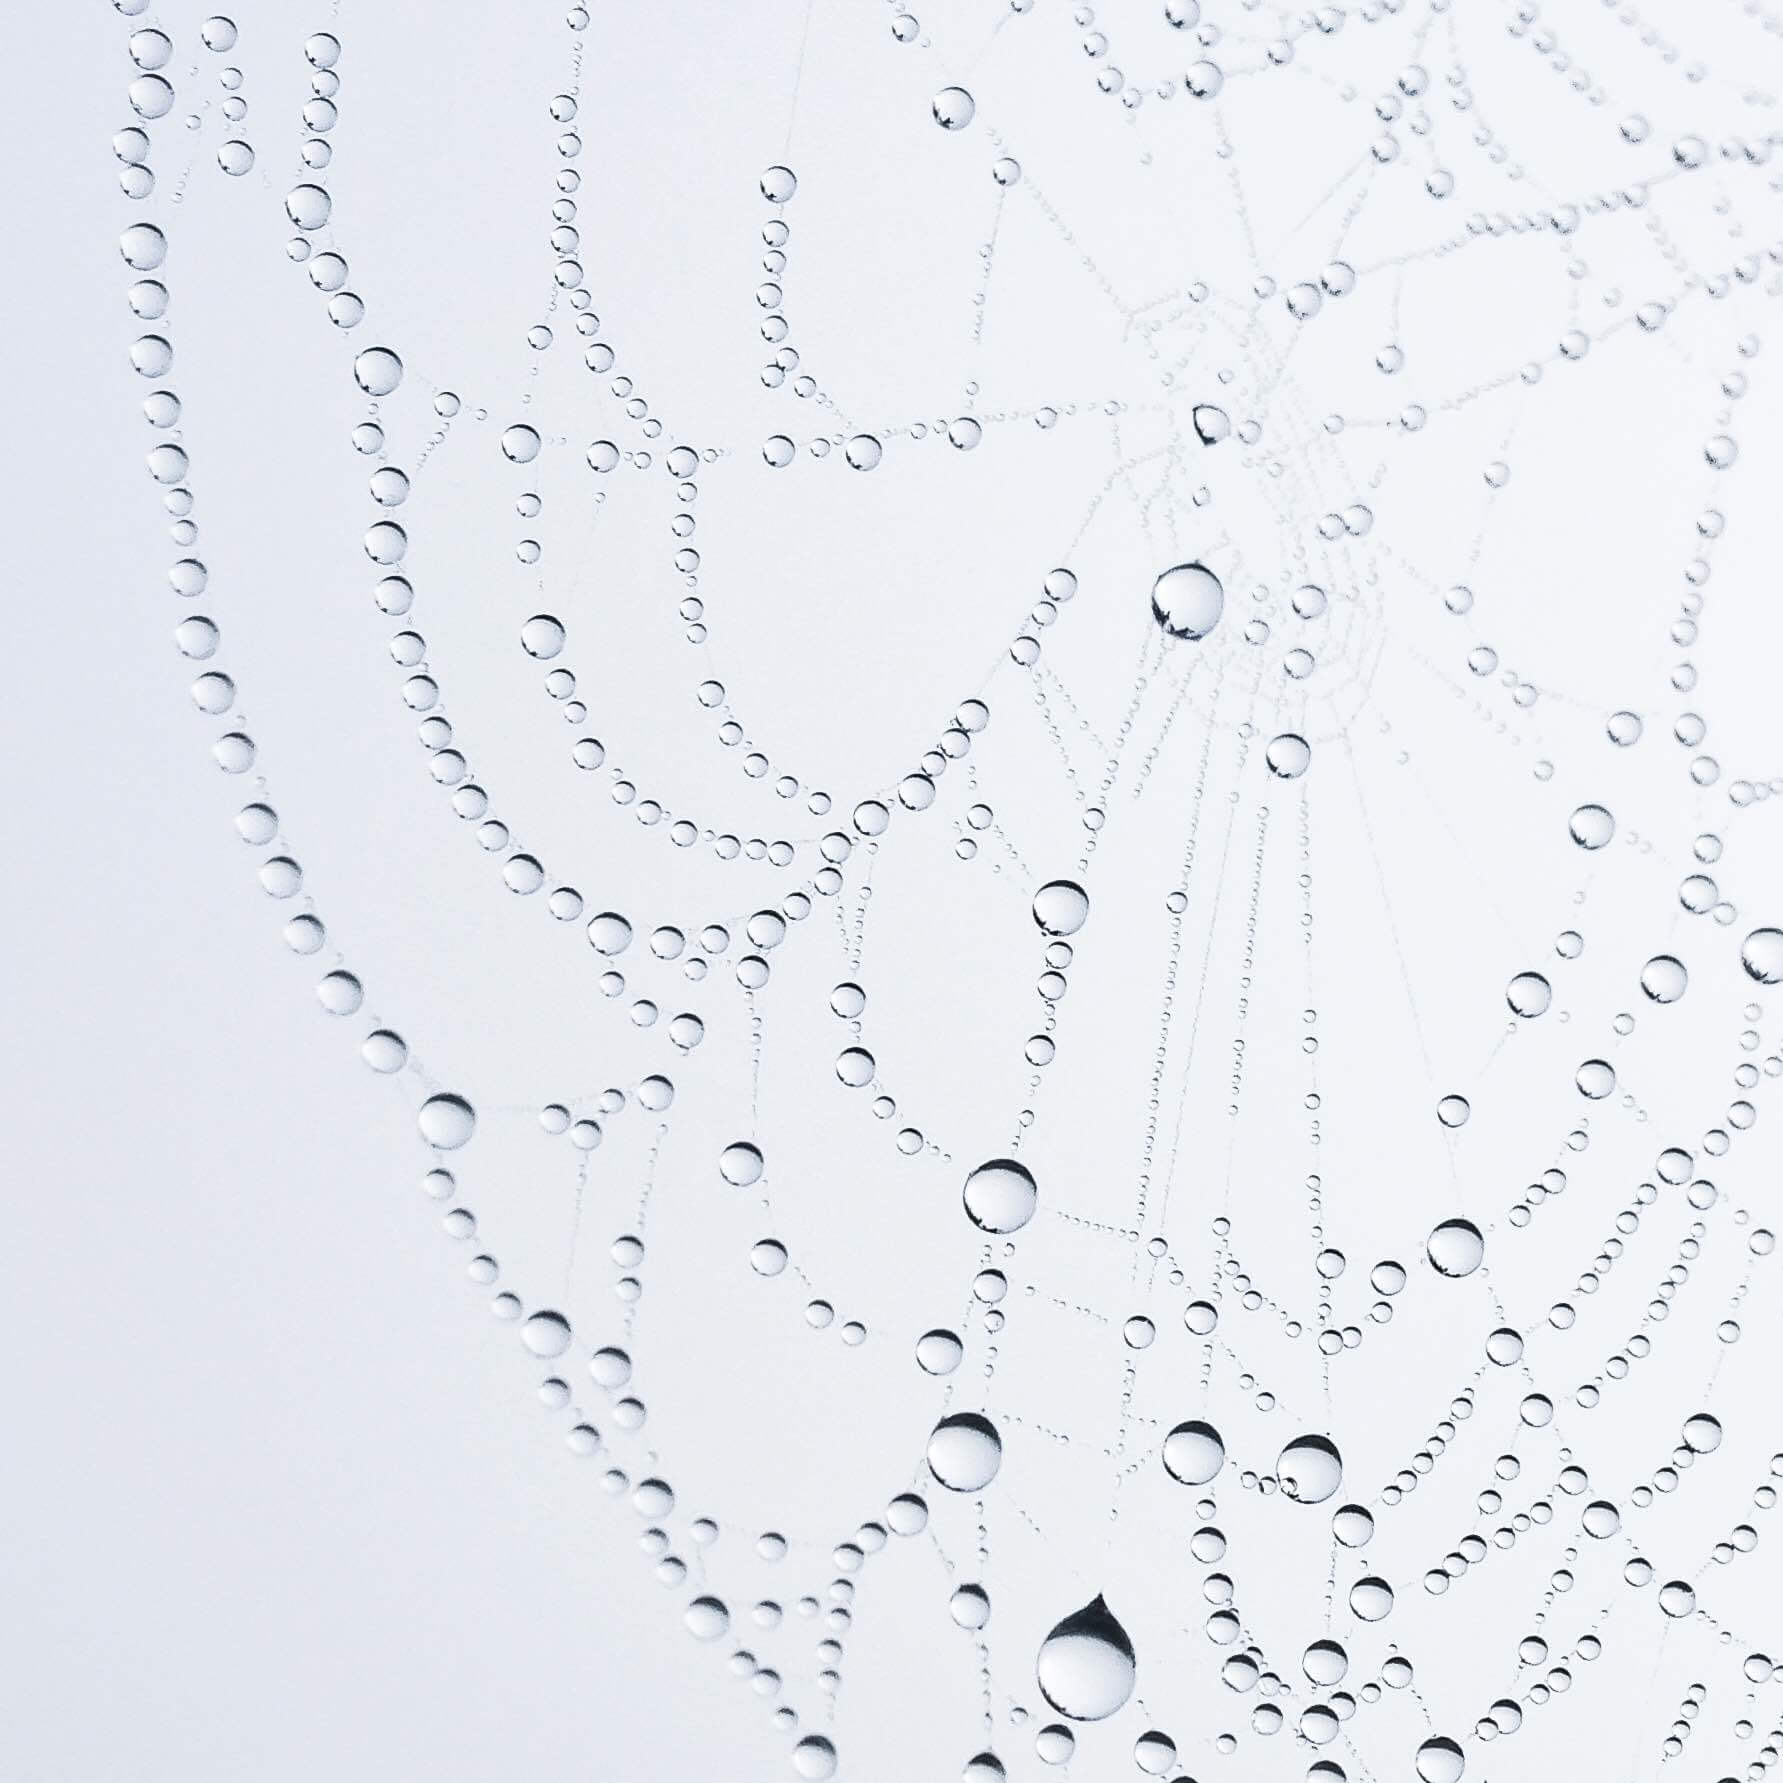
1032,880 -> 1090,936
1192,403 -> 1230,444
1151,562 -> 1224,640
500,423 -> 542,464
1265,733 -> 1311,779
1640,954 -> 1688,1002
352,346 -> 403,396
1427,1218 -> 1484,1278
791,1734 -> 838,1778
418,1092 -> 476,1150
1741,927 -> 1783,984
1506,972 -> 1551,1017
719,1141 -> 764,1186
1415,1735 -> 1465,1782
1682,1412 -> 1722,1453
1659,1580 -> 1696,1618
1568,803 -> 1615,849
1276,1433 -> 1343,1503
1349,1575 -> 1395,1620
963,1158 -> 1038,1234
521,1309 -> 572,1358
1162,1419 -> 1225,1485
932,86 -> 976,129
927,1412 -> 1002,1491
1035,1595 -> 1137,1721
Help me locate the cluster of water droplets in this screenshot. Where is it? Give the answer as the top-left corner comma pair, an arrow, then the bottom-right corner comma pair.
108,0 -> 1783,1779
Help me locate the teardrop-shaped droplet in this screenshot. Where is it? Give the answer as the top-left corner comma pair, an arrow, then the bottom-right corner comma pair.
1036,1595 -> 1137,1722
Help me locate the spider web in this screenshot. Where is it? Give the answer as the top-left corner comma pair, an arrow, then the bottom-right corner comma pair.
113,0 -> 1783,1777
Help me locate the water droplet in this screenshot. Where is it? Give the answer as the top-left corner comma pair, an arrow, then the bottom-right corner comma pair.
120,222 -> 167,271
720,1141 -> 764,1187
501,423 -> 542,464
1569,803 -> 1616,850
963,1158 -> 1039,1234
1740,928 -> 1783,985
1276,1434 -> 1343,1504
1133,1731 -> 1175,1775
1427,1219 -> 1484,1278
587,911 -> 633,954
791,1734 -> 838,1779
1506,972 -> 1552,1017
418,1092 -> 477,1150
1032,880 -> 1090,936
285,184 -> 331,230
1349,1575 -> 1394,1620
1415,1735 -> 1465,1783
1162,1419 -> 1225,1485
522,1310 -> 572,1358
1658,1580 -> 1697,1618
1035,1596 -> 1137,1721
1640,955 -> 1687,1002
1192,403 -> 1230,444
1151,562 -> 1224,640
1185,60 -> 1224,99
521,614 -> 566,659
927,1412 -> 1002,1491
1682,1413 -> 1723,1453
1583,1500 -> 1621,1538
1265,733 -> 1311,779
950,1583 -> 991,1628
1576,1058 -> 1616,1099
932,86 -> 976,129
352,346 -> 403,396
